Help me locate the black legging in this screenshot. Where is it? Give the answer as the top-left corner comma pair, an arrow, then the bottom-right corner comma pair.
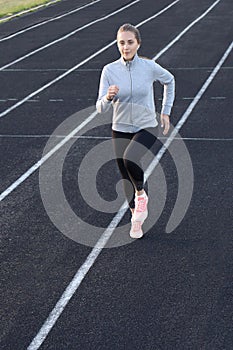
112,127 -> 158,209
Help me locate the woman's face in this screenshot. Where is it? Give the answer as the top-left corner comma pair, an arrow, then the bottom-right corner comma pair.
117,31 -> 139,61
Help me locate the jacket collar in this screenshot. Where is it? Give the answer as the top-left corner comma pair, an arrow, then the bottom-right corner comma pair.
120,53 -> 139,68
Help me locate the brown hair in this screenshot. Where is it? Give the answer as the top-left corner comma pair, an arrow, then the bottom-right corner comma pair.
117,23 -> 141,44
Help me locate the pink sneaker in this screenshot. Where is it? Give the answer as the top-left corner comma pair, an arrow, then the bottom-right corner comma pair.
134,192 -> 148,222
130,220 -> 143,239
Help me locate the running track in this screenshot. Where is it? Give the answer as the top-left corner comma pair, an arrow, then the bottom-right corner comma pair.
0,0 -> 232,349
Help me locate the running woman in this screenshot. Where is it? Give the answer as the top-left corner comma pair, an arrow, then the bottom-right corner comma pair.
96,23 -> 175,239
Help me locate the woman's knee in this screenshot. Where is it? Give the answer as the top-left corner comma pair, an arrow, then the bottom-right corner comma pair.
123,157 -> 133,172
123,157 -> 142,176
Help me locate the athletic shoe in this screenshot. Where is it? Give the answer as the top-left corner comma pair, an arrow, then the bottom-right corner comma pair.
134,191 -> 148,222
130,219 -> 143,239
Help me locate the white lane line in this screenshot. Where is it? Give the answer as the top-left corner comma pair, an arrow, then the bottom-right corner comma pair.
2,66 -> 233,72
0,98 -> 39,102
26,40 -> 233,350
0,110 -> 98,201
181,96 -> 226,100
170,66 -> 233,70
0,134 -> 232,141
0,0 -> 61,24
173,137 -> 233,141
27,206 -> 128,350
135,0 -> 179,27
0,1 -> 100,41
0,94 -> 226,104
146,40 -> 233,176
0,0 -> 179,119
153,0 -> 221,60
2,68 -> 102,71
0,134 -> 110,139
0,0 -> 140,72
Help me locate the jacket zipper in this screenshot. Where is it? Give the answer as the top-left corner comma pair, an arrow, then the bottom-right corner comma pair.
126,61 -> 133,127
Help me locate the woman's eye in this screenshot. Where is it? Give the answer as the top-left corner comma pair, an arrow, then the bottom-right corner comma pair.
118,41 -> 135,46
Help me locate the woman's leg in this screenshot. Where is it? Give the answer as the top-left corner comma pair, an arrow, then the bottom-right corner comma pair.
112,130 -> 135,209
124,128 -> 157,224
112,128 -> 157,238
123,128 -> 158,192
112,128 -> 157,212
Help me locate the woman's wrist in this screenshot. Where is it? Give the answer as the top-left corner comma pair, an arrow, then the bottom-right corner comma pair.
106,95 -> 113,101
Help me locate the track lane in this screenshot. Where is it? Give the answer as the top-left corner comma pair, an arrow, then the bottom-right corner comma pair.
0,0 -> 99,38
0,0 -> 140,70
0,0 -> 232,349
0,0 -> 101,42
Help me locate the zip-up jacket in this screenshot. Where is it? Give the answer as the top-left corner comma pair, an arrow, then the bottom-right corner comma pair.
96,54 -> 175,133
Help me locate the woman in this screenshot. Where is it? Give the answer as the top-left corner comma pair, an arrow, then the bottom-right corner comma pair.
96,23 -> 175,239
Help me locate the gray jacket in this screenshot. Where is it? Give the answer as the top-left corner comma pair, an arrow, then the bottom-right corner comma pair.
96,54 -> 175,132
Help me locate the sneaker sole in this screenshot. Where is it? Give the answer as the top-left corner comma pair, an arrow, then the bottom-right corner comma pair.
130,231 -> 143,239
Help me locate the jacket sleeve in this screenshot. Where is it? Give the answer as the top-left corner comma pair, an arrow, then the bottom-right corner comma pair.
96,66 -> 112,114
153,62 -> 175,116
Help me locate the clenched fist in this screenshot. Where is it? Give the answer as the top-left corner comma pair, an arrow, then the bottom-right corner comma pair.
106,85 -> 119,101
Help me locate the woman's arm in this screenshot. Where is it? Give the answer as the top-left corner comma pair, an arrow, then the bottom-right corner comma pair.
153,62 -> 175,134
96,67 -> 119,113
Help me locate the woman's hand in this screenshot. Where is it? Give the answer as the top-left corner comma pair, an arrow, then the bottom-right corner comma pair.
160,114 -> 170,135
106,85 -> 119,101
